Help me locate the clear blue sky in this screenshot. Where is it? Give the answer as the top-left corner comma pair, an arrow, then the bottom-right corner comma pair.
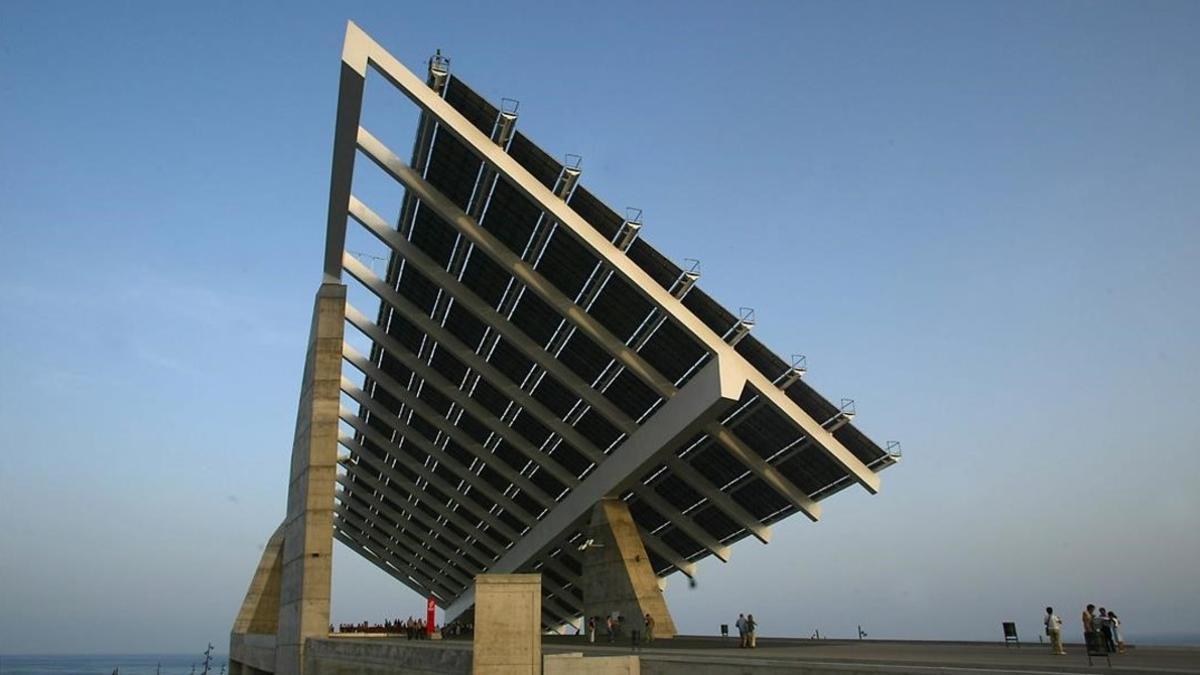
1,0 -> 1198,654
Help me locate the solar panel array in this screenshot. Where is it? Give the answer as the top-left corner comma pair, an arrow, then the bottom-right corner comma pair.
331,63 -> 897,628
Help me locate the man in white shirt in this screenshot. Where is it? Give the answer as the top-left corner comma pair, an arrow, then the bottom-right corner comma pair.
1044,606 -> 1066,655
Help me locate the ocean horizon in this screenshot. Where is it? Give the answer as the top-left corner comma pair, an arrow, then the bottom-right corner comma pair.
0,654 -> 227,675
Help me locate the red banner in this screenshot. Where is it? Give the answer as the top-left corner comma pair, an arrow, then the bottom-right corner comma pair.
426,595 -> 436,635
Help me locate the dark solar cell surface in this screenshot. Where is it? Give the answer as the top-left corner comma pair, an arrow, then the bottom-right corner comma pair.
336,70 -> 894,625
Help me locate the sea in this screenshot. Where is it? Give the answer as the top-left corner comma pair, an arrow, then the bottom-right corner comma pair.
0,654 -> 227,675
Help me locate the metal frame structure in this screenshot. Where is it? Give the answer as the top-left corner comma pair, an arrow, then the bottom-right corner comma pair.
322,22 -> 898,629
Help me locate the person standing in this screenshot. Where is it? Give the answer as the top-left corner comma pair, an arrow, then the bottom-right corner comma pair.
746,614 -> 758,648
644,613 -> 656,644
1098,608 -> 1116,653
1044,607 -> 1066,655
1082,604 -> 1096,634
606,615 -> 615,643
1109,611 -> 1125,654
587,616 -> 596,643
736,613 -> 747,648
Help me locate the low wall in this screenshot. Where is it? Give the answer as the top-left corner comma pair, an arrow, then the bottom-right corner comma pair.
546,653 -> 640,675
229,632 -> 277,674
305,638 -> 472,675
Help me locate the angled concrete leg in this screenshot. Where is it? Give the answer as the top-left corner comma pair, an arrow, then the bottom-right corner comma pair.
274,283 -> 346,674
230,525 -> 286,675
582,498 -> 677,640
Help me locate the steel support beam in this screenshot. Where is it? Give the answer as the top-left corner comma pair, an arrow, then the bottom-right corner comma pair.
335,473 -> 484,577
343,256 -> 607,464
443,357 -> 742,621
634,489 -> 731,562
340,382 -> 538,525
705,423 -> 821,521
338,438 -> 504,562
343,315 -> 582,489
335,502 -> 472,590
335,529 -> 430,599
333,527 -> 457,601
339,411 -> 524,544
341,370 -> 551,511
356,126 -> 679,396
347,196 -> 635,435
662,456 -> 772,544
339,22 -> 879,494
334,514 -> 460,599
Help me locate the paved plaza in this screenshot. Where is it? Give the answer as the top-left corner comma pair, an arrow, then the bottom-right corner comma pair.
539,635 -> 1200,674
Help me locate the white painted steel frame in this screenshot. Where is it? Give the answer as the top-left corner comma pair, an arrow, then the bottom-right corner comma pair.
324,22 -> 890,624
336,22 -> 878,495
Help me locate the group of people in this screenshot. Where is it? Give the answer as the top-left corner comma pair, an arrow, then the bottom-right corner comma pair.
1042,605 -> 1125,656
584,613 -> 658,645
1082,605 -> 1125,654
332,617 -> 436,638
735,613 -> 758,648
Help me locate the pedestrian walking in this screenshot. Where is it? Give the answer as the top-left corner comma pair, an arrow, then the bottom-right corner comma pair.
746,614 -> 758,648
735,613 -> 747,648
1044,607 -> 1066,655
644,613 -> 656,644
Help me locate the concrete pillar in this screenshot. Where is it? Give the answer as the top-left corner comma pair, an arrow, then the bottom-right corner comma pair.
275,283 -> 346,674
582,498 -> 677,640
473,574 -> 542,675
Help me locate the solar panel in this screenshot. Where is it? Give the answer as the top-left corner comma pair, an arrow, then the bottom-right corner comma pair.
323,26 -> 899,628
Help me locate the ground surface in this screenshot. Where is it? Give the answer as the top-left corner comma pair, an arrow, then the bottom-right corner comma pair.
542,635 -> 1200,674
334,634 -> 1199,674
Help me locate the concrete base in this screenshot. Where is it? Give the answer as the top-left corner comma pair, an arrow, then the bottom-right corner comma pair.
306,639 -> 471,675
473,574 -> 543,675
582,499 -> 677,640
545,653 -> 640,675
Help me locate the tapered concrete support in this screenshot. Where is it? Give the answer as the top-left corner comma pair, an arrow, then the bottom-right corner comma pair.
582,499 -> 677,640
230,525 -> 285,674
233,525 -> 286,635
275,283 -> 347,674
473,574 -> 543,675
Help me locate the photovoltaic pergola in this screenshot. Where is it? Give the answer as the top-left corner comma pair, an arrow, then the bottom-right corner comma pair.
234,25 -> 899,657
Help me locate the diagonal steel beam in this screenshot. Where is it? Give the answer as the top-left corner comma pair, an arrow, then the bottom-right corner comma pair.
334,525 -> 461,602
346,197 -> 636,435
339,24 -> 880,494
662,456 -> 772,544
334,515 -> 461,600
343,320 -> 582,489
340,379 -> 540,524
356,127 -> 679,397
335,529 -> 432,599
339,411 -> 524,544
336,472 -> 485,577
341,368 -> 551,508
338,433 -> 505,558
443,357 -> 738,620
336,500 -> 473,589
634,489 -> 731,562
343,258 -> 608,465
353,131 -> 864,514
705,423 -> 821,522
637,525 -> 697,578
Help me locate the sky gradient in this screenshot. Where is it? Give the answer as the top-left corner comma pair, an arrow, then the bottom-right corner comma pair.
1,0 -> 1198,654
